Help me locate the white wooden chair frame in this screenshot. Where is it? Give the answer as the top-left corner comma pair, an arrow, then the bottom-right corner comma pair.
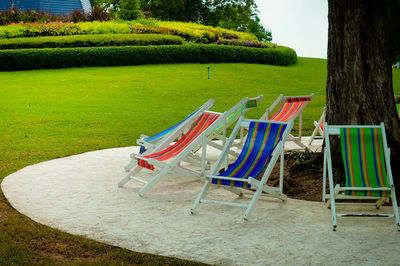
191,117 -> 294,220
124,99 -> 215,171
308,107 -> 326,145
260,93 -> 314,149
118,100 -> 250,197
323,122 -> 400,231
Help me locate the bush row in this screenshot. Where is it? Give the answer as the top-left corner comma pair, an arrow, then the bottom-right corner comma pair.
0,34 -> 183,49
0,20 -> 257,43
216,38 -> 276,48
0,44 -> 297,71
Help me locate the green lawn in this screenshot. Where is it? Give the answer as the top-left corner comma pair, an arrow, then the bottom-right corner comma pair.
0,58 -> 399,264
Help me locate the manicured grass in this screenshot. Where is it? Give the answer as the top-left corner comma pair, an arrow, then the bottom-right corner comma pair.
0,58 -> 399,264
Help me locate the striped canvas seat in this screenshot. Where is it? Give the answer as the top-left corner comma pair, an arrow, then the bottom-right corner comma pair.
268,96 -> 312,122
138,112 -> 220,169
191,118 -> 293,220
340,127 -> 390,197
213,122 -> 287,189
323,123 -> 399,231
144,109 -> 198,143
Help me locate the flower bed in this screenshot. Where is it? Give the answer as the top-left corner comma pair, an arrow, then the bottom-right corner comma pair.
216,38 -> 276,48
0,20 -> 257,44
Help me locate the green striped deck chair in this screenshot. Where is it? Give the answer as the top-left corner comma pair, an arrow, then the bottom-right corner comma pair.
395,95 -> 400,119
203,95 -> 264,157
191,117 -> 294,220
323,123 -> 400,231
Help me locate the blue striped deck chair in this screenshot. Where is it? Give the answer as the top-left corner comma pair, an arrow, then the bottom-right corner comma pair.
323,123 -> 400,231
191,117 -> 294,220
124,99 -> 215,171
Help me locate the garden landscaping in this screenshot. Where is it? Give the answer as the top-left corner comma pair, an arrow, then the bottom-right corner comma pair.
0,19 -> 297,70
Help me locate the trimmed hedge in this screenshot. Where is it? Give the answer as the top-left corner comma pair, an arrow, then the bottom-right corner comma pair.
0,34 -> 184,49
0,44 -> 297,71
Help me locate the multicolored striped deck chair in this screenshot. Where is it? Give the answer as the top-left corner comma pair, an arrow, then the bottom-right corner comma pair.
261,94 -> 314,149
118,99 -> 250,196
395,95 -> 400,119
308,107 -> 326,145
323,123 -> 400,231
124,99 -> 215,172
198,95 -> 264,158
191,117 -> 294,220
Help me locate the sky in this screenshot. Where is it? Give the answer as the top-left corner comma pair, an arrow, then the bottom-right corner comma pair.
255,0 -> 328,59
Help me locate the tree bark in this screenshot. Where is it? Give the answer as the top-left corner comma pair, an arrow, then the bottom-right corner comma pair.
326,0 -> 400,195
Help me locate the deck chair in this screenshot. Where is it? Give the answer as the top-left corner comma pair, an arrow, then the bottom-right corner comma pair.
195,95 -> 264,158
261,94 -> 314,149
118,98 -> 250,196
395,95 -> 400,118
124,99 -> 214,171
191,117 -> 294,220
308,107 -> 326,145
323,123 -> 400,231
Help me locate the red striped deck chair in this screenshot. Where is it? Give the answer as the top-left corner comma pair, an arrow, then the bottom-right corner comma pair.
118,98 -> 251,196
124,99 -> 215,172
191,117 -> 294,220
323,123 -> 400,231
261,93 -> 314,149
308,107 -> 325,145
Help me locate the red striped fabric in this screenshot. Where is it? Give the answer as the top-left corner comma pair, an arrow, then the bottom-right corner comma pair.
137,158 -> 155,170
140,112 -> 220,168
269,101 -> 307,122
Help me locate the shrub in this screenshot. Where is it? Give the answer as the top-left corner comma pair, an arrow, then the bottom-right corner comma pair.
0,34 -> 183,49
216,38 -> 277,48
0,44 -> 297,71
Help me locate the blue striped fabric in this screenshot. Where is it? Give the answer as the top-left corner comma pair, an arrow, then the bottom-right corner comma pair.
213,122 -> 287,188
144,108 -> 199,143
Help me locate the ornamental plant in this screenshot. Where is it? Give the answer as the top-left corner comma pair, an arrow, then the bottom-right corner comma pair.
216,38 -> 276,48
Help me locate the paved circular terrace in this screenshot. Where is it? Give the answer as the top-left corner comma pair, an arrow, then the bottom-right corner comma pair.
2,145 -> 400,265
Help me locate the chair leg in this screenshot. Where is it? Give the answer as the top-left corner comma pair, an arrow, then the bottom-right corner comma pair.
390,188 -> 400,231
118,166 -> 142,187
244,184 -> 264,221
191,180 -> 210,214
138,166 -> 170,197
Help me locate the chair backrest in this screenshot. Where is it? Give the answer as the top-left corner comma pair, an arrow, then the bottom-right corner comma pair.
326,124 -> 392,197
214,121 -> 288,188
144,112 -> 220,161
213,95 -> 264,133
268,94 -> 314,122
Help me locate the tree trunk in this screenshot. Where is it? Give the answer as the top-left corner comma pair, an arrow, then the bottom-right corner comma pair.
326,0 -> 400,195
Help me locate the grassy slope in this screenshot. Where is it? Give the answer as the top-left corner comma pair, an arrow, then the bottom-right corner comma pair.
0,58 -> 399,264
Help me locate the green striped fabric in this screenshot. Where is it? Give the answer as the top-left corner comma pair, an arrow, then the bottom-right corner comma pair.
246,99 -> 258,108
340,127 -> 390,197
